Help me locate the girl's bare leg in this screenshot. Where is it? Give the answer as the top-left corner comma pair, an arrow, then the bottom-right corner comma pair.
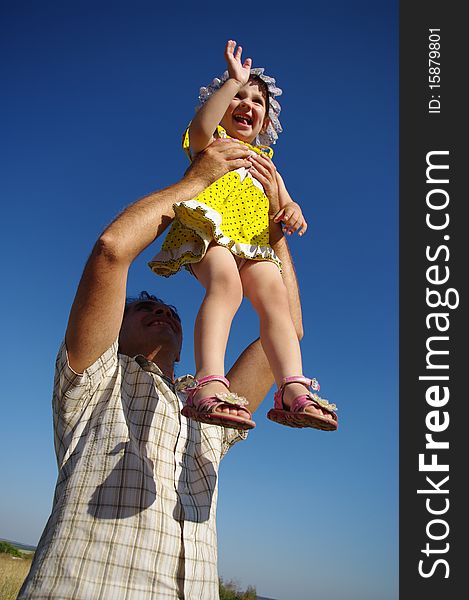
191,245 -> 248,417
240,260 -> 330,418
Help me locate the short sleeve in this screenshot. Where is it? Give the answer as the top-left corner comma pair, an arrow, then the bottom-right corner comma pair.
52,340 -> 119,468
182,124 -> 230,162
54,339 -> 119,416
220,427 -> 248,459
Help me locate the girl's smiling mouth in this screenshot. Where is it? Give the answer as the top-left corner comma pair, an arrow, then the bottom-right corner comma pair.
233,114 -> 253,126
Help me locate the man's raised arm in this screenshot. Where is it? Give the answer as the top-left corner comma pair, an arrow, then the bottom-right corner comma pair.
66,139 -> 251,374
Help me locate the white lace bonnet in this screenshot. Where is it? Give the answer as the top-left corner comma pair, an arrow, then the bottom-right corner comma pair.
197,68 -> 283,146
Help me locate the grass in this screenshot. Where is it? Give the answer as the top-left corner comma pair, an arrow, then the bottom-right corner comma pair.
0,553 -> 32,600
0,553 -> 257,600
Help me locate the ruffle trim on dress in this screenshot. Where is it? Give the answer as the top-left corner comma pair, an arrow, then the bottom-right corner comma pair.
148,242 -> 207,277
148,200 -> 282,276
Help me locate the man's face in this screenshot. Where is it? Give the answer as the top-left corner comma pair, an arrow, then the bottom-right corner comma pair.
119,300 -> 183,362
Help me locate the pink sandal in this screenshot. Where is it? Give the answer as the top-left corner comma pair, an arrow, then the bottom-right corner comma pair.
180,375 -> 256,431
267,376 -> 338,431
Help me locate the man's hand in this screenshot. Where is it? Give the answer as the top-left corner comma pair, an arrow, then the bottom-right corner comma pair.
249,153 -> 307,236
248,153 -> 280,214
225,39 -> 251,86
184,138 -> 251,191
273,201 -> 308,236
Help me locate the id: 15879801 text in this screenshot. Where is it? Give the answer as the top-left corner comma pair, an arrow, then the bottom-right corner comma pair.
428,28 -> 441,114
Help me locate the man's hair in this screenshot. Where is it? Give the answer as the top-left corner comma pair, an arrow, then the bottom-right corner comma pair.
124,291 -> 181,322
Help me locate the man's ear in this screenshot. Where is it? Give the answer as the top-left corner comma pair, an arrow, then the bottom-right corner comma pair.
261,117 -> 271,134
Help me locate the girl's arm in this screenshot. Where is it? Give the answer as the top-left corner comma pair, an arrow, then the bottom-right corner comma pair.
189,79 -> 243,154
189,40 -> 252,155
273,171 -> 308,236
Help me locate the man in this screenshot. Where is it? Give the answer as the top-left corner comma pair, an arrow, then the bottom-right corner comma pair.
18,139 -> 303,599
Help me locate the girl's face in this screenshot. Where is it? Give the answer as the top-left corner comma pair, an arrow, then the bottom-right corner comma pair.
220,80 -> 270,144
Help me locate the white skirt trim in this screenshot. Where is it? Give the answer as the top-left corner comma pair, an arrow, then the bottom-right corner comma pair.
149,200 -> 282,275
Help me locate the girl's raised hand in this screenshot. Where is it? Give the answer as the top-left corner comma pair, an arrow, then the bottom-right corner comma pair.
225,40 -> 252,86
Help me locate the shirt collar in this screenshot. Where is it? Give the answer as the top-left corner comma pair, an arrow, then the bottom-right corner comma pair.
133,355 -> 196,395
134,354 -> 164,376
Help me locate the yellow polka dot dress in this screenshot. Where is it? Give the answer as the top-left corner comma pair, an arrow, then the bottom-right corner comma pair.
148,126 -> 282,277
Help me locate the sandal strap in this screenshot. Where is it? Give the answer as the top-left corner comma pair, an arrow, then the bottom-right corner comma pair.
196,394 -> 251,415
186,374 -> 233,409
195,395 -> 227,413
195,374 -> 230,388
184,375 -> 252,415
273,375 -> 320,409
291,393 -> 337,415
281,376 -> 320,391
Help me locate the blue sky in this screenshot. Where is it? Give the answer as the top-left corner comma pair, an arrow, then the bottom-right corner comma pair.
0,2 -> 398,599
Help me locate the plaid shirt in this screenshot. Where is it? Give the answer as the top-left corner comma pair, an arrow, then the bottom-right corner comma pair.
18,341 -> 247,599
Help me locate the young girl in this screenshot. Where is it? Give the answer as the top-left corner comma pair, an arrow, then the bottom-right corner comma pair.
149,40 -> 337,432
